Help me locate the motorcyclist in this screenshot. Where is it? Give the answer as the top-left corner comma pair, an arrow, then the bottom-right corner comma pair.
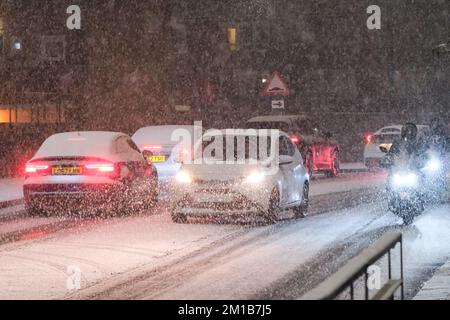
381,123 -> 429,224
381,122 -> 427,168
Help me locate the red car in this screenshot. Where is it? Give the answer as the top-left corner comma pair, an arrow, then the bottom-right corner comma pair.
246,115 -> 340,178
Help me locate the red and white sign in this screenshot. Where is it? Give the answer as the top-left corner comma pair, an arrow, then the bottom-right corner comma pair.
264,71 -> 289,96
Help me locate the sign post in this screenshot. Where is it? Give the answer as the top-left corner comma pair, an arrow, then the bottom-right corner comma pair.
264,71 -> 289,111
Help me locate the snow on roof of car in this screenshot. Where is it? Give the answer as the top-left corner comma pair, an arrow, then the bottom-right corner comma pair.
247,114 -> 308,123
33,131 -> 126,159
202,129 -> 289,137
375,125 -> 429,135
132,125 -> 197,147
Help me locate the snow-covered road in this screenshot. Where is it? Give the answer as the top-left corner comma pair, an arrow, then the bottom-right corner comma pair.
0,178 -> 23,203
0,172 -> 448,300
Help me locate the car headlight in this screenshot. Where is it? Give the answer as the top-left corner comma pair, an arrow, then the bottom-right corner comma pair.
423,158 -> 441,173
175,170 -> 192,184
392,172 -> 418,189
244,171 -> 265,184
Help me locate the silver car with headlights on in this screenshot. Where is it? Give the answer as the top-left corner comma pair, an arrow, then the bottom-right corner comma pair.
169,129 -> 310,224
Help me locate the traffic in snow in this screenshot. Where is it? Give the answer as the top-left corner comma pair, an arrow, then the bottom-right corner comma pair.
0,0 -> 450,304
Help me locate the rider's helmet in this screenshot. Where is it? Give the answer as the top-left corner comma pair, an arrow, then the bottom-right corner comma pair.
401,122 -> 418,141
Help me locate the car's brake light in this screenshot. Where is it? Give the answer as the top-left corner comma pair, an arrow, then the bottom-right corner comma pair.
84,161 -> 119,178
365,133 -> 374,144
290,135 -> 300,144
144,145 -> 162,151
25,164 -> 49,176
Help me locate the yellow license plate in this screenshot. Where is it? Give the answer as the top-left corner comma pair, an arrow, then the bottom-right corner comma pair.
52,167 -> 83,175
148,155 -> 166,163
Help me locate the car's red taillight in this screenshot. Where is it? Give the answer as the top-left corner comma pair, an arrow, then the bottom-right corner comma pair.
364,133 -> 374,144
25,163 -> 49,177
84,162 -> 119,178
290,135 -> 300,144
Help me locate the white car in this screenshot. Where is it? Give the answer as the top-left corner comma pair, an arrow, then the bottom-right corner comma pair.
364,125 -> 429,170
170,129 -> 310,223
24,131 -> 158,216
132,125 -> 200,185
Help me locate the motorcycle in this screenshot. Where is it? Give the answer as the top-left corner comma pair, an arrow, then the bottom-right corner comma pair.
380,146 -> 446,225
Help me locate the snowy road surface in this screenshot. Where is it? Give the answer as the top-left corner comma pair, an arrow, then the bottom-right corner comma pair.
0,178 -> 23,203
0,172 -> 448,300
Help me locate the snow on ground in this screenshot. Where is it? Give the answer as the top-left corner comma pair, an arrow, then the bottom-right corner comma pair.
139,204 -> 392,300
340,162 -> 367,171
407,206 -> 450,299
0,173 -> 384,300
310,173 -> 385,197
0,165 -> 446,300
0,179 -> 23,203
0,209 -> 243,300
0,194 -> 448,300
0,201 -> 389,300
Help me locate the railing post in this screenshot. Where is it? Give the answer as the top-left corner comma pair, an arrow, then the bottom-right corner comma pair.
400,239 -> 404,300
300,232 -> 403,300
350,283 -> 354,300
388,249 -> 392,280
365,271 -> 369,300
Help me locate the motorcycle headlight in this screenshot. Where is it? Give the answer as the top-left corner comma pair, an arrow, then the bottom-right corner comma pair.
244,170 -> 265,184
423,158 -> 441,173
392,172 -> 418,189
175,170 -> 192,184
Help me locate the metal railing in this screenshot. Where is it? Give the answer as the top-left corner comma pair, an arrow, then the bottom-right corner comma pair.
301,232 -> 403,300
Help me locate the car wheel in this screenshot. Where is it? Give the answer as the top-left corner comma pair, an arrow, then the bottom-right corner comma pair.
294,183 -> 309,218
266,188 -> 280,223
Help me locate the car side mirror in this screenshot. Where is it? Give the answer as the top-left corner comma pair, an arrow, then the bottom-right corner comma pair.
379,146 -> 388,154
